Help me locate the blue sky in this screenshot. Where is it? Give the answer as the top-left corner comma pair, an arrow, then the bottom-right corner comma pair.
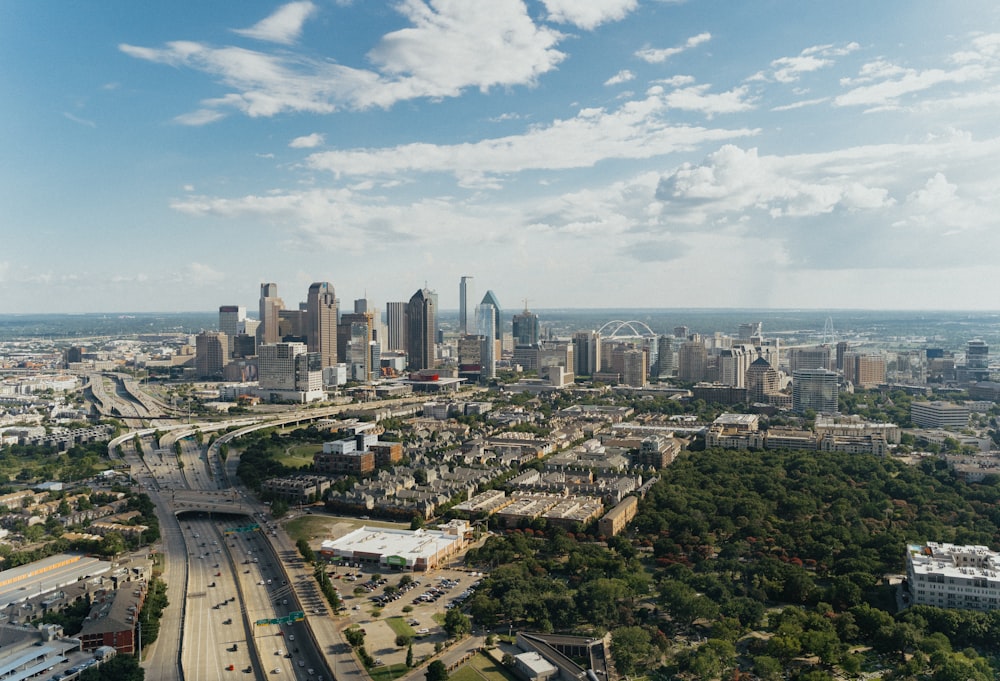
3,1 -> 1000,314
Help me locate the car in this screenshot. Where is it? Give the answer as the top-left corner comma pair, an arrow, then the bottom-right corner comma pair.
272,669 -> 280,675
308,669 -> 314,675
288,634 -> 295,641
298,661 -> 305,668
417,628 -> 430,634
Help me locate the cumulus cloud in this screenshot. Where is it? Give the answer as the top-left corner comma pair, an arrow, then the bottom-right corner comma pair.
122,0 -> 566,122
635,32 -> 711,64
605,70 -> 635,86
663,84 -> 757,116
290,133 -> 325,148
541,0 -> 638,30
233,1 -> 316,45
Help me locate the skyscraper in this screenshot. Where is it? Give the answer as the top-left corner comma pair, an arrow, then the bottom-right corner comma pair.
406,288 -> 436,371
218,305 -> 245,358
459,276 -> 474,335
258,283 -> 283,345
512,305 -> 540,346
196,331 -> 228,379
306,282 -> 338,368
386,301 -> 407,352
339,311 -> 374,381
480,291 -> 503,340
476,302 -> 497,379
792,368 -> 839,414
655,335 -> 674,379
573,331 -> 601,377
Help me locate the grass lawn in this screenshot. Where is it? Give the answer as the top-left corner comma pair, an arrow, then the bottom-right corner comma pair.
284,515 -> 336,543
385,616 -> 416,638
368,662 -> 410,681
275,442 -> 323,468
449,653 -> 519,681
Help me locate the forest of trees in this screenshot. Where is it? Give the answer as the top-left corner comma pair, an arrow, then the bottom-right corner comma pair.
463,448 -> 1000,680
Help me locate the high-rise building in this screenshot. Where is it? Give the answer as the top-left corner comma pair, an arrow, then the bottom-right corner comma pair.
278,308 -> 306,342
746,355 -> 780,403
459,276 -> 475,335
718,344 -> 754,388
338,312 -> 374,380
842,352 -> 887,388
673,326 -> 689,339
258,283 -> 284,345
789,345 -> 833,373
480,291 -> 503,341
960,339 -> 991,383
792,368 -> 839,414
386,301 -> 407,352
512,306 -> 540,346
258,342 -> 323,402
655,335 -> 674,379
476,302 -> 497,379
195,331 -> 229,379
573,331 -> 602,377
678,336 -> 707,382
406,288 -> 436,371
738,322 -> 762,340
306,282 -> 338,368
623,349 -> 647,387
218,305 -> 245,358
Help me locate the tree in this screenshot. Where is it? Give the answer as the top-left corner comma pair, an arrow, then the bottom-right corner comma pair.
426,660 -> 449,681
79,654 -> 144,681
444,607 -> 472,638
406,643 -> 414,668
610,626 -> 653,675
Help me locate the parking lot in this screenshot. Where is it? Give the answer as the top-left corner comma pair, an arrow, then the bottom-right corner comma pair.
333,565 -> 487,669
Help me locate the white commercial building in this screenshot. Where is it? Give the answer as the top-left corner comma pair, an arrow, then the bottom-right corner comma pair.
906,542 -> 1000,611
319,521 -> 468,571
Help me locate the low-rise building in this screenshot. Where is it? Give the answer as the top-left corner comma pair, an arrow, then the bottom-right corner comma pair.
906,542 -> 1000,611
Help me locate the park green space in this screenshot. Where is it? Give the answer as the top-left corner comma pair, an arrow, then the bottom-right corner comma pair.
274,442 -> 323,468
449,653 -> 519,681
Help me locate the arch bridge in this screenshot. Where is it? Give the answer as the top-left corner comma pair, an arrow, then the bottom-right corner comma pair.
596,320 -> 657,338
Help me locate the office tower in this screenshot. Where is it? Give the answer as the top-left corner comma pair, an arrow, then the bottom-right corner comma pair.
655,335 -> 673,378
458,335 -> 484,369
218,305 -> 245,358
278,309 -> 306,342
480,291 -> 503,340
789,345 -> 833,373
836,341 -> 849,371
959,339 -> 991,383
386,301 -> 407,352
258,283 -> 284,345
673,326 -> 689,339
305,282 -> 338,369
406,287 -> 436,371
459,276 -> 474,335
573,331 -> 602,377
338,312 -> 374,380
678,336 -> 707,382
512,305 -> 540,346
718,344 -> 754,388
476,302 -> 497,379
843,352 -> 887,388
623,349 -> 647,387
195,331 -> 229,379
792,368 -> 839,414
738,322 -> 762,340
232,333 -> 256,358
258,342 -> 323,400
746,355 -> 780,403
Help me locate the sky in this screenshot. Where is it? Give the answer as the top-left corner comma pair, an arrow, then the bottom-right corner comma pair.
3,1 -> 1000,314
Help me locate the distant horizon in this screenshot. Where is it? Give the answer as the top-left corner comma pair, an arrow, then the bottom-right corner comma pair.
4,307 -> 1000,316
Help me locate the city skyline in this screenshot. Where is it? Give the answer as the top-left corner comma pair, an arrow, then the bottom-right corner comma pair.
4,2 -> 1000,313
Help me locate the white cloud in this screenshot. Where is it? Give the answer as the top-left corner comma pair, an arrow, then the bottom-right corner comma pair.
754,42 -> 860,84
663,84 -> 757,116
604,70 -> 635,86
770,97 -> 828,112
635,32 -> 711,64
233,1 -> 316,45
541,0 -> 638,30
303,91 -> 757,180
122,0 -> 566,120
836,34 -> 1000,108
290,133 -> 325,148
63,112 -> 96,128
